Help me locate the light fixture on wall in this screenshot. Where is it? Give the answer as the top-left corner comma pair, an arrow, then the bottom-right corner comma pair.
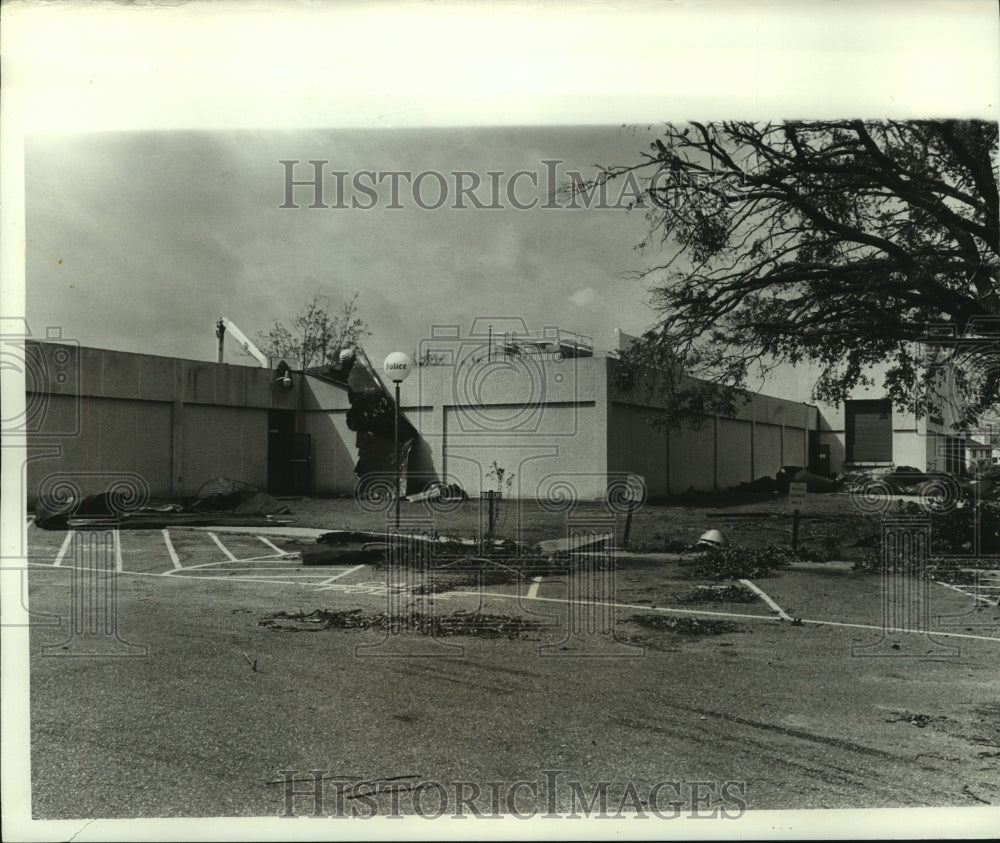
272,360 -> 294,390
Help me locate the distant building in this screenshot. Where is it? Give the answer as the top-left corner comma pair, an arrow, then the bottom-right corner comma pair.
24,331 -> 815,504
24,321 -> 989,506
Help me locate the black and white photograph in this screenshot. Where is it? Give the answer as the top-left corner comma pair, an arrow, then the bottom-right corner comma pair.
2,1 -> 999,840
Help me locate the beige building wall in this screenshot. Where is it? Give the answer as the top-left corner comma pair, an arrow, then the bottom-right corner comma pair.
302,354 -> 818,499
25,341 -> 296,503
816,379 -> 967,474
302,355 -> 609,499
606,361 -> 817,494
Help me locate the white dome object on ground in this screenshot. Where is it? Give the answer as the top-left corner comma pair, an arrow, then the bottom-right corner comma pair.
697,529 -> 728,547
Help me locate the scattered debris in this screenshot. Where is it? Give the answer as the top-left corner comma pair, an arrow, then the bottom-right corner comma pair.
625,536 -> 697,553
674,584 -> 756,604
242,651 -> 259,673
788,469 -> 839,493
629,613 -> 741,636
537,533 -> 613,554
299,531 -> 389,566
34,477 -> 291,530
404,482 -> 468,504
736,465 -> 844,495
259,609 -> 548,639
411,554 -> 566,594
927,564 -> 981,585
296,530 -> 530,567
885,711 -> 945,728
681,544 -> 794,580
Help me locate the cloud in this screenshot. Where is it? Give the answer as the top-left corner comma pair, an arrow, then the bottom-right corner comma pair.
569,286 -> 597,309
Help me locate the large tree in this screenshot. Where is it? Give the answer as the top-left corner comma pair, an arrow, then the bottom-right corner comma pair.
257,291 -> 370,369
600,120 -> 999,428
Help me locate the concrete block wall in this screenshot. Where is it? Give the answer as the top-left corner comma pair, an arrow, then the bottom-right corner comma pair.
302,354 -> 817,499
605,360 -> 816,494
25,341 -> 296,503
301,355 -> 608,499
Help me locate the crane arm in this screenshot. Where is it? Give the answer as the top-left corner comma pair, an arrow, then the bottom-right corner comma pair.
216,317 -> 269,368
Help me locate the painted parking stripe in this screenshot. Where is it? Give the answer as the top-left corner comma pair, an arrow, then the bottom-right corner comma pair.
474,589 -> 1000,644
22,557 -> 1000,644
208,532 -> 239,562
257,536 -> 289,556
178,570 -> 334,578
162,529 -> 182,570
316,564 -> 367,587
935,579 -> 997,605
526,576 -> 544,600
739,578 -> 793,621
164,554 -> 302,574
47,564 -> 330,589
53,531 -> 74,567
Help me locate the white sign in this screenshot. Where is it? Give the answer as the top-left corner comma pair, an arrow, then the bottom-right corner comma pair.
624,474 -> 645,503
383,351 -> 414,382
789,482 -> 807,504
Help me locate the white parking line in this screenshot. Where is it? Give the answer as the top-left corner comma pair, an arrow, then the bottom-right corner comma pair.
208,532 -> 239,562
257,536 -> 289,555
162,529 -> 182,570
164,554 -> 301,574
177,570 -> 332,577
22,557 -> 1000,644
477,589 -> 1000,644
53,531 -> 74,567
935,579 -> 998,605
739,578 -> 793,621
526,576 -> 543,600
317,564 -> 367,587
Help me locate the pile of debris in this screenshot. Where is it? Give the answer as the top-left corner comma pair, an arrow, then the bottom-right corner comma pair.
259,608 -> 547,639
738,465 -> 840,495
33,477 -> 291,530
629,614 -> 742,637
297,529 -> 524,566
674,584 -> 757,604
842,465 -> 999,500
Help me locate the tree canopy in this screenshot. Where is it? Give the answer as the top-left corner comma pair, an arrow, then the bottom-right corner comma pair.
257,291 -> 370,369
603,120 -> 999,428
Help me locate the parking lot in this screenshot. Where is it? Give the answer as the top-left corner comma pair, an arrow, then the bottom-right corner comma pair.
24,515 -> 1000,820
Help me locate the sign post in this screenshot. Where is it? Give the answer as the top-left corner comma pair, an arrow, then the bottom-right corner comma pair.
383,352 -> 413,531
788,482 -> 807,550
621,474 -> 645,549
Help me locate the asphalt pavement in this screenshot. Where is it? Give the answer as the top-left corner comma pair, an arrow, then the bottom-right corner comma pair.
21,524 -> 1000,823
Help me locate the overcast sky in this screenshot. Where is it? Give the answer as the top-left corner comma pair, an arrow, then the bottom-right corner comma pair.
26,126 -> 673,369
12,0 -> 999,408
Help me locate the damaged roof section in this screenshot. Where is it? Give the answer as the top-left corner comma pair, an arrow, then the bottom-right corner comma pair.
305,347 -> 429,497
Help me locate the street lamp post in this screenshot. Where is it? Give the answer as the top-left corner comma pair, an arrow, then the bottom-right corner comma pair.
383,352 -> 414,531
